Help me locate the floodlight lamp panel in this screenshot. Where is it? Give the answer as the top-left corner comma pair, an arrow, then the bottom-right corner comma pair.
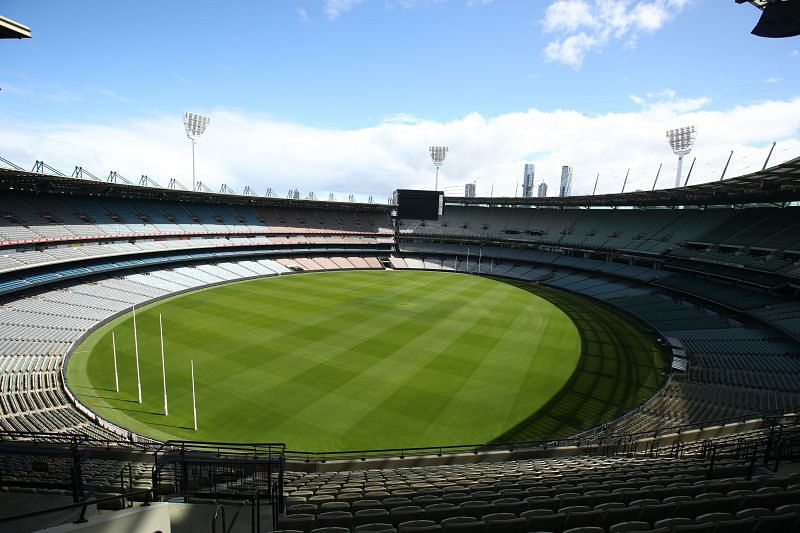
184,112 -> 210,140
666,126 -> 696,156
429,146 -> 449,166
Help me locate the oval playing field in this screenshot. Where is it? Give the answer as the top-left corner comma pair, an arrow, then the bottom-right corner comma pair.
67,270 -> 666,450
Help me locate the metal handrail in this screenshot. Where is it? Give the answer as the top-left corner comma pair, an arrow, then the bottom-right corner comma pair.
0,486 -> 167,526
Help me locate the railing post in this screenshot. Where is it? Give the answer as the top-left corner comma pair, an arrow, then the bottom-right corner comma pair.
748,444 -> 758,481
707,444 -> 717,480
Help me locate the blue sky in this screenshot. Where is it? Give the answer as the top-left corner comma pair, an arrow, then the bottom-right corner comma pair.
1,1 -> 799,199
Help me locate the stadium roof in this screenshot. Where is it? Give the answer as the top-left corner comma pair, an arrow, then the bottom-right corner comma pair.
1,154 -> 799,211
448,155 -> 800,209
0,167 -> 387,212
0,16 -> 31,39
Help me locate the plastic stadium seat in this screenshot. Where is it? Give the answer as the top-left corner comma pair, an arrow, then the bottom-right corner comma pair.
711,516 -> 758,533
317,511 -> 354,529
441,520 -> 487,533
594,502 -> 625,510
752,513 -> 800,532
320,502 -> 351,513
356,509 -> 391,526
312,528 -> 350,533
601,506 -> 640,529
491,498 -> 527,515
355,524 -> 396,533
707,495 -> 742,515
391,507 -> 426,526
672,524 -> 715,532
338,493 -> 365,504
663,495 -> 692,505
365,491 -> 391,500
274,530 -> 304,533
653,517 -> 694,530
442,494 -> 472,505
693,512 -> 734,524
425,503 -> 461,522
523,511 -> 565,532
629,499 -> 660,508
278,514 -> 316,533
498,489 -> 527,500
775,503 -> 800,515
471,491 -> 501,503
637,502 -> 676,524
562,509 -> 604,530
608,522 -> 651,533
558,494 -> 593,508
353,500 -> 385,512
483,515 -> 526,533
740,492 -> 780,510
289,504 -> 319,515
398,520 -> 442,533
414,496 -> 443,507
734,507 -> 772,519
563,527 -> 604,533
558,505 -> 591,515
459,501 -> 494,520
674,499 -> 711,519
524,496 -> 557,511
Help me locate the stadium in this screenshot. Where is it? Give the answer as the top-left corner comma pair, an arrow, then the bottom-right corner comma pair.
0,154 -> 799,532
2,2 -> 800,533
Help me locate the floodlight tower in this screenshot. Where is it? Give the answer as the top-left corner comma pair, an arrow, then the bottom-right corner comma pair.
183,112 -> 210,192
666,126 -> 697,188
429,146 -> 448,191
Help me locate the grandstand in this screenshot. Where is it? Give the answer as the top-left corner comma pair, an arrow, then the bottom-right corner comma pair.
0,158 -> 799,531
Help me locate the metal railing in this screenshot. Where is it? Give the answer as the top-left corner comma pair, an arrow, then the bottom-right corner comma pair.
0,486 -> 168,528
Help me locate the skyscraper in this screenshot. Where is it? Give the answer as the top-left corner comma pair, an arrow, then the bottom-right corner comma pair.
560,166 -> 573,197
522,164 -> 535,198
464,182 -> 476,198
537,182 -> 548,197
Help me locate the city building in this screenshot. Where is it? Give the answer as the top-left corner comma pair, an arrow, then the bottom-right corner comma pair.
522,164 -> 535,198
560,166 -> 573,197
464,182 -> 476,198
538,182 -> 548,197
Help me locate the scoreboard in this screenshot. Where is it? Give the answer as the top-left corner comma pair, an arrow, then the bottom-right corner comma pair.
394,189 -> 444,220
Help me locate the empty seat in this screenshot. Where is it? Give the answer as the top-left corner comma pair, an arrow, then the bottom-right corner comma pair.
356,509 -> 391,526
391,507 -> 426,527
694,512 -> 734,524
355,524 -> 396,533
317,511 -> 354,529
609,522 -> 651,533
278,513 -> 316,533
398,520 -> 442,533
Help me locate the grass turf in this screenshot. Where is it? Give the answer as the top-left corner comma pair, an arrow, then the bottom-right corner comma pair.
67,269 -> 664,450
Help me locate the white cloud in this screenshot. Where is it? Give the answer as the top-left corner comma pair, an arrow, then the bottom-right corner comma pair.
791,49 -> 799,58
297,7 -> 310,23
543,0 -> 692,68
629,88 -> 709,113
1,96 -> 798,202
324,0 -> 366,20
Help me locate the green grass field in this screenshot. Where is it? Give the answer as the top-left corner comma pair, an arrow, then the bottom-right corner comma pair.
67,269 -> 665,450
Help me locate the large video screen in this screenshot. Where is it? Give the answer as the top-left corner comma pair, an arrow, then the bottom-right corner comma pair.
395,189 -> 443,220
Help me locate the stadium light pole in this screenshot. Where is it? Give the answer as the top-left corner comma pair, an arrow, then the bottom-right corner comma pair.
666,126 -> 697,188
183,112 -> 210,192
160,314 -> 168,417
429,146 -> 448,191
